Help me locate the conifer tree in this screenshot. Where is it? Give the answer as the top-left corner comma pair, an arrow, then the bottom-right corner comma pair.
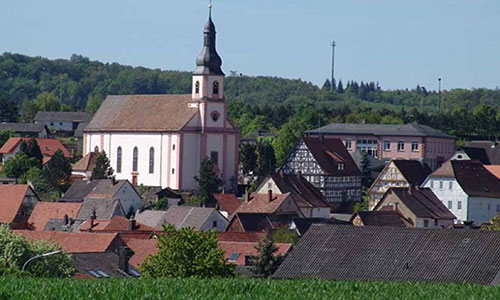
194,157 -> 221,206
91,151 -> 114,179
240,143 -> 257,175
256,140 -> 276,176
252,235 -> 283,277
20,138 -> 43,167
360,151 -> 372,187
43,150 -> 72,194
321,79 -> 331,91
337,79 -> 344,94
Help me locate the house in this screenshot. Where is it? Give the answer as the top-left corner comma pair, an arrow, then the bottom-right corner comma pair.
140,186 -> 183,209
226,213 -> 274,233
79,215 -> 155,240
28,202 -> 83,231
219,240 -> 292,267
367,159 -> 431,209
485,165 -> 500,179
71,151 -> 101,180
373,187 -> 456,228
125,238 -> 159,268
451,141 -> 500,165
213,193 -> 241,218
162,206 -> 228,231
281,136 -> 362,212
290,217 -> 351,236
0,184 -> 39,229
74,121 -> 88,153
217,231 -> 267,243
34,111 -> 92,134
422,160 -> 500,225
0,122 -> 48,138
305,123 -> 456,170
59,179 -> 142,217
351,210 -> 408,227
350,149 -> 386,184
0,137 -> 71,164
82,13 -> 239,191
135,210 -> 169,230
15,230 -> 124,253
73,250 -> 140,278
253,172 -> 331,218
273,224 -> 500,285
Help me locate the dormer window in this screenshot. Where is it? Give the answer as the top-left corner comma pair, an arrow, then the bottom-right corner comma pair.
195,81 -> 200,94
337,163 -> 344,170
212,81 -> 219,95
210,111 -> 220,122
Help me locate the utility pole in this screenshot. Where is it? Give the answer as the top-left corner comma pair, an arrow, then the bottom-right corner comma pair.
331,40 -> 336,92
438,78 -> 442,113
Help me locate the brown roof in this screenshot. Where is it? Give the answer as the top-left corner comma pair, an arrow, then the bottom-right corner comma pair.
125,238 -> 158,268
219,241 -> 292,266
79,215 -> 156,233
15,230 -> 122,253
0,185 -> 32,223
72,151 -> 101,172
301,137 -> 361,176
377,187 -> 456,220
236,192 -> 291,214
213,193 -> 241,215
354,210 -> 407,227
217,232 -> 267,243
0,137 -> 70,157
28,202 -> 83,231
430,160 -> 500,198
268,173 -> 330,208
392,159 -> 431,186
84,95 -> 198,132
229,213 -> 275,232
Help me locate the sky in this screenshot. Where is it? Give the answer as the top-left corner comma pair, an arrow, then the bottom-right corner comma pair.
1,0 -> 499,90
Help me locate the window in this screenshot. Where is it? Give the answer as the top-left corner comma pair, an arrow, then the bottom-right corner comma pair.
439,181 -> 443,189
449,181 -> 453,189
210,151 -> 218,164
345,140 -> 352,150
172,144 -> 176,151
212,81 -> 219,94
172,168 -> 175,174
458,201 -> 462,210
411,141 -> 419,152
397,141 -> 404,151
430,180 -> 434,188
195,81 -> 200,94
447,201 -> 452,209
210,111 -> 220,122
116,147 -> 122,173
59,122 -> 63,126
337,163 -> 344,170
383,141 -> 391,151
94,146 -> 99,152
149,147 -> 154,174
212,220 -> 217,228
228,253 -> 240,262
50,122 -> 54,126
423,219 -> 429,228
488,203 -> 491,211
133,147 -> 138,172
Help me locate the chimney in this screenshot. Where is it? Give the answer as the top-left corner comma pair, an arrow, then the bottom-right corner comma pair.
89,209 -> 96,231
129,218 -> 137,231
118,246 -> 133,274
268,189 -> 273,202
63,214 -> 69,225
394,202 -> 398,211
111,176 -> 116,185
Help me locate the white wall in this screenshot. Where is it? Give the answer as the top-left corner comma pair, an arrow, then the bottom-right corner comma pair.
114,182 -> 142,215
422,177 -> 467,222
467,197 -> 500,225
181,133 -> 201,190
200,211 -> 228,231
38,121 -> 73,132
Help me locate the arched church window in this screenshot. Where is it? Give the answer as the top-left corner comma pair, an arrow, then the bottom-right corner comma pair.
133,147 -> 138,172
210,111 -> 220,122
212,81 -> 219,95
117,147 -> 122,173
195,81 -> 200,94
94,146 -> 99,152
149,147 -> 155,174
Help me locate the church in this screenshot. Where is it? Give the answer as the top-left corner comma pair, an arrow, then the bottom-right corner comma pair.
83,10 -> 239,191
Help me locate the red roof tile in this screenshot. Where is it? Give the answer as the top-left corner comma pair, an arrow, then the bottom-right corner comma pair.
217,232 -> 267,243
125,238 -> 159,268
0,185 -> 31,223
485,165 -> 500,180
15,230 -> 121,253
236,192 -> 291,214
28,202 -> 83,231
79,215 -> 156,233
0,137 -> 70,157
219,241 -> 292,266
214,193 -> 241,215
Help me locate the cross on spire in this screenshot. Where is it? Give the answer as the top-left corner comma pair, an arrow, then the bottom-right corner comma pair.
208,0 -> 212,17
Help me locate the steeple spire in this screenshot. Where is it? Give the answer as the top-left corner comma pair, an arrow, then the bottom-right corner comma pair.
193,2 -> 224,76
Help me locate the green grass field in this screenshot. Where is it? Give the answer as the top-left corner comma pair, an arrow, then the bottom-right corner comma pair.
0,277 -> 498,300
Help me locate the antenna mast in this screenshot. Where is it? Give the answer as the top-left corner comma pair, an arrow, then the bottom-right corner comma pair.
331,40 -> 336,92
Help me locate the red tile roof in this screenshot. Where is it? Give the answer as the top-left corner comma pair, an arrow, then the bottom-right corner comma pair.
219,241 -> 292,266
125,238 -> 159,268
28,202 -> 83,231
217,232 -> 267,243
79,215 -> 156,233
15,230 -> 122,253
0,185 -> 31,223
214,193 -> 241,215
236,192 -> 291,214
485,165 -> 500,180
0,137 -> 70,158
72,151 -> 101,172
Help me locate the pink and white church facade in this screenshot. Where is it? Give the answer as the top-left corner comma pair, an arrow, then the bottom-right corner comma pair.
83,12 -> 239,191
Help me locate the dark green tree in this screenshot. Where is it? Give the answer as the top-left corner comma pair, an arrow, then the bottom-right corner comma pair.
140,225 -> 234,278
91,151 -> 114,179
0,153 -> 40,178
0,130 -> 15,148
194,157 -> 222,206
22,137 -> 43,167
321,79 -> 331,91
252,235 -> 283,277
256,139 -> 276,176
43,150 -> 72,194
240,143 -> 257,174
337,79 -> 344,93
0,98 -> 18,122
360,151 -> 372,187
21,100 -> 39,123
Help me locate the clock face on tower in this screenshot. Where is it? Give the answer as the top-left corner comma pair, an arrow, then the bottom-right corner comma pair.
210,111 -> 220,122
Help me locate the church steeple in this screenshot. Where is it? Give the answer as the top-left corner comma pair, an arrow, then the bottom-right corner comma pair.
193,4 -> 224,76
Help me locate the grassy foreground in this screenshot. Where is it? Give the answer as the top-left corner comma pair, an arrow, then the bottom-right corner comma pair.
0,277 -> 498,300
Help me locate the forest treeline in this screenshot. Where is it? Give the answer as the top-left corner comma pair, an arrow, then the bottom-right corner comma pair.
1,52 -> 500,152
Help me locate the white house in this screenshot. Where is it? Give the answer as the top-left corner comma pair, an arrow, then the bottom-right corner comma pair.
82,11 -> 239,191
422,160 -> 500,225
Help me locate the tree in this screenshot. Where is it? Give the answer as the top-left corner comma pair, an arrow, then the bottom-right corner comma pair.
21,137 -> 43,167
194,157 -> 221,206
0,98 -> 18,122
21,100 -> 39,123
152,197 -> 169,210
337,80 -> 344,94
0,224 -> 74,277
272,226 -> 299,245
256,139 -> 276,176
18,167 -> 59,202
91,151 -> 114,179
85,94 -> 103,114
33,92 -> 61,112
43,150 -> 72,194
252,235 -> 283,277
321,79 -> 331,91
0,130 -> 15,148
140,225 -> 234,278
239,143 -> 257,174
1,153 -> 40,178
360,151 -> 372,187
483,215 -> 500,230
